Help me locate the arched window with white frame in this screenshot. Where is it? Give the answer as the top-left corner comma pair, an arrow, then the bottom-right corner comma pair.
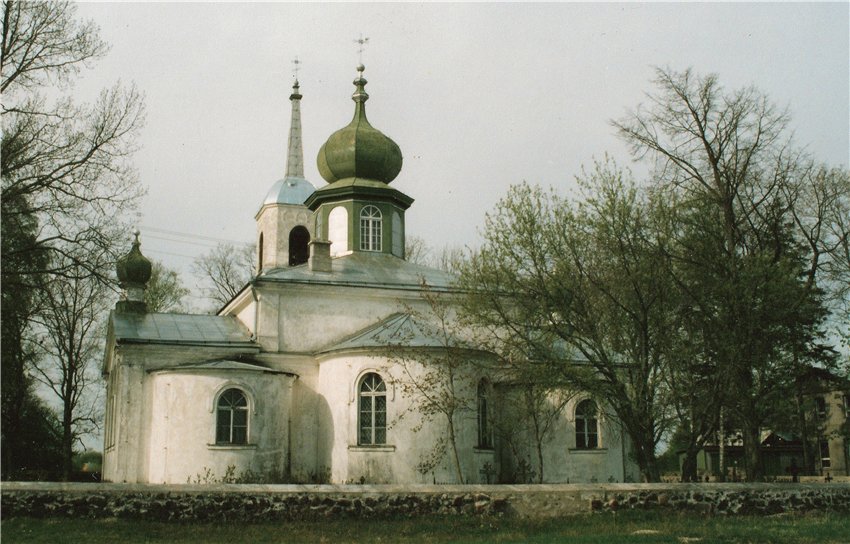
358,372 -> 387,445
359,205 -> 382,251
477,379 -> 493,449
216,388 -> 249,445
575,399 -> 599,449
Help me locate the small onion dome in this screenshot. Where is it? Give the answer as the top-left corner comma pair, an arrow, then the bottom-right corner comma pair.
262,176 -> 316,206
316,65 -> 402,185
116,230 -> 152,287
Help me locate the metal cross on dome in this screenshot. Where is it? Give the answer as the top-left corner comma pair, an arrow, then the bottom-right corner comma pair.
354,34 -> 369,64
292,57 -> 301,82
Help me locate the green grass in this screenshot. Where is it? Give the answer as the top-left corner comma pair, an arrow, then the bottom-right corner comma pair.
3,511 -> 848,543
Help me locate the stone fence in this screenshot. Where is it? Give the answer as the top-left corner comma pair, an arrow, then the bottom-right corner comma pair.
2,482 -> 849,520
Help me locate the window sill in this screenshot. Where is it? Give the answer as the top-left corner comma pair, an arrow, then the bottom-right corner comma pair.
348,445 -> 396,452
473,447 -> 495,454
568,448 -> 608,454
207,444 -> 258,450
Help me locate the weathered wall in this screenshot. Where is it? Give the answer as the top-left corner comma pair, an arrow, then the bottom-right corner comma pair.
3,483 -> 849,520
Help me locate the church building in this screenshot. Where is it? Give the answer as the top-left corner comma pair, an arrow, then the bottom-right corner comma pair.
102,65 -> 637,485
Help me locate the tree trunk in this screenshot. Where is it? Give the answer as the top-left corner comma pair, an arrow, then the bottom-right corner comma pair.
631,434 -> 661,482
446,416 -> 464,484
681,447 -> 699,482
536,440 -> 544,484
62,410 -> 73,481
742,421 -> 763,482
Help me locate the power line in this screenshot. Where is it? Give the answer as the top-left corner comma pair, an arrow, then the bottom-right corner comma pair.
145,248 -> 201,260
143,233 -> 222,249
140,225 -> 252,246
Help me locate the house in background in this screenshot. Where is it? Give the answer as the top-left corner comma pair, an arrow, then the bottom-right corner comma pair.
678,366 -> 849,481
101,65 -> 638,485
799,366 -> 850,477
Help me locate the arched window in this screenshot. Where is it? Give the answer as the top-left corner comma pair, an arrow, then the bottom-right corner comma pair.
359,205 -> 382,252
477,379 -> 493,449
358,373 -> 387,445
575,399 -> 599,449
328,206 -> 348,256
216,388 -> 248,445
288,225 -> 310,266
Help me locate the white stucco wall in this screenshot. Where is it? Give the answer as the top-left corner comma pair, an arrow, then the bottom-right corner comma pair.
145,370 -> 295,484
316,353 -> 497,485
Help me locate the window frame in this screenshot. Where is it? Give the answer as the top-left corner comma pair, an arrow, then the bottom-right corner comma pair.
575,399 -> 600,450
359,205 -> 382,252
215,388 -> 250,446
358,372 -> 387,446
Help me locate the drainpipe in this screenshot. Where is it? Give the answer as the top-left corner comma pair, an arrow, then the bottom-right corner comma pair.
251,283 -> 260,341
286,377 -> 296,479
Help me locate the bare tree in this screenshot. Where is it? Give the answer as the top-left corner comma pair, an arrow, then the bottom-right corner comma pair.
2,0 -> 145,285
31,259 -> 109,480
1,1 -> 144,477
404,235 -> 465,274
1,1 -> 108,94
145,260 -> 190,313
614,67 -> 836,481
404,235 -> 431,266
389,285 -> 480,483
192,242 -> 255,310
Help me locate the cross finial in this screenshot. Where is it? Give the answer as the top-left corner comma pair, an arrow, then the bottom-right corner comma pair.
292,57 -> 301,83
354,34 -> 369,64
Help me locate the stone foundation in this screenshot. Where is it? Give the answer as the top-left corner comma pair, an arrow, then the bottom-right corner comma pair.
2,482 -> 849,520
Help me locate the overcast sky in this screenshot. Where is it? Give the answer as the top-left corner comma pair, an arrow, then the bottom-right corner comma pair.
72,2 -> 849,306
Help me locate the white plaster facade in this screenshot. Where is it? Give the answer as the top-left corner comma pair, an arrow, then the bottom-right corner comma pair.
101,70 -> 639,486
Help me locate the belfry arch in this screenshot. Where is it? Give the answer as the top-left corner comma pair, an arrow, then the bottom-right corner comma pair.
288,225 -> 310,266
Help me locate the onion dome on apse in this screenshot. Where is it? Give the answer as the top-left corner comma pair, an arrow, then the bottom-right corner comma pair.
316,64 -> 403,185
116,229 -> 152,288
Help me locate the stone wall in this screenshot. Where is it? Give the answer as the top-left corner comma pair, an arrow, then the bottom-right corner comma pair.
2,482 -> 849,521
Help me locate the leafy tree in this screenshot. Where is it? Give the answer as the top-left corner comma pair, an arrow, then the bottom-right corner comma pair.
145,260 -> 190,313
0,193 -> 51,478
0,389 -> 63,480
458,161 -> 678,482
614,68 -> 836,480
192,243 -> 254,309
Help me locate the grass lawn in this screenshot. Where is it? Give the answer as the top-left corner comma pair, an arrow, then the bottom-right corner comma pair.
3,511 -> 848,543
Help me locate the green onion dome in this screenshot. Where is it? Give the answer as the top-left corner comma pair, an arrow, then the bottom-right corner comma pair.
316,64 -> 403,185
116,230 -> 152,287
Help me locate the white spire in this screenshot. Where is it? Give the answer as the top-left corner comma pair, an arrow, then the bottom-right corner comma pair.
285,63 -> 304,179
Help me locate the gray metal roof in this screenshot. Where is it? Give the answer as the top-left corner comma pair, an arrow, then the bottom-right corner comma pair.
261,176 -> 316,206
260,252 -> 457,291
150,360 -> 290,374
318,312 -> 472,354
111,312 -> 256,347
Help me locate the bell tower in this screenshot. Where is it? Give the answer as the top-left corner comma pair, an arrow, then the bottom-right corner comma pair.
255,71 -> 316,272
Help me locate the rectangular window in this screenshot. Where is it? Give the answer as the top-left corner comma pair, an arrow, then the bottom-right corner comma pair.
816,397 -> 827,420
820,440 -> 831,469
